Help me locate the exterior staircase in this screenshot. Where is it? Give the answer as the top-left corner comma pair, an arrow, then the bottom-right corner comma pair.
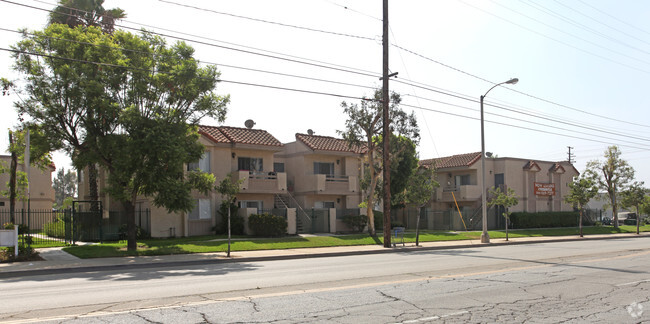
275,193 -> 312,233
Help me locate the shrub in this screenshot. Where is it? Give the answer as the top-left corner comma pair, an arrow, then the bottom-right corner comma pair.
623,219 -> 637,226
248,213 -> 287,237
3,223 -> 29,234
373,211 -> 383,230
509,212 -> 580,229
594,221 -> 603,227
43,218 -> 66,238
342,214 -> 367,233
215,201 -> 244,235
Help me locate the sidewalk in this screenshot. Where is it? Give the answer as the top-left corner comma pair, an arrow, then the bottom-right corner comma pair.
1,232 -> 648,278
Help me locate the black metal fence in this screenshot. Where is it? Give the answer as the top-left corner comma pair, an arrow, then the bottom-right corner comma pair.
0,208 -> 151,246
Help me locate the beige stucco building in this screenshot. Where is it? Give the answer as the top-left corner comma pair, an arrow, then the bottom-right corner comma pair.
275,133 -> 365,233
0,155 -> 55,211
420,152 -> 579,229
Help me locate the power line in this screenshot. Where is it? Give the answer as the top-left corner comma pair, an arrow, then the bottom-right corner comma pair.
576,0 -> 650,38
0,46 -> 373,102
158,0 -> 375,41
401,102 -> 650,152
16,0 -> 650,132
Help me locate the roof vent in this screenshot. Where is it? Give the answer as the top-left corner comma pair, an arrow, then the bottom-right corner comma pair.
307,129 -> 314,135
244,119 -> 255,129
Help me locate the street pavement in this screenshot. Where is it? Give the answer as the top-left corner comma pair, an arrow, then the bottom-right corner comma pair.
1,232 -> 649,278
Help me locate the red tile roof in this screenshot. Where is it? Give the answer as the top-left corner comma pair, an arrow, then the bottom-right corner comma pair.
296,133 -> 366,154
420,152 -> 482,169
198,125 -> 282,147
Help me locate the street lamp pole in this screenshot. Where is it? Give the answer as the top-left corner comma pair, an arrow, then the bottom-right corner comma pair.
480,78 -> 518,244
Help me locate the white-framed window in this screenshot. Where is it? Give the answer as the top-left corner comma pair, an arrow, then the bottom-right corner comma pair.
189,199 -> 211,220
188,151 -> 211,172
455,174 -> 471,186
238,157 -> 263,172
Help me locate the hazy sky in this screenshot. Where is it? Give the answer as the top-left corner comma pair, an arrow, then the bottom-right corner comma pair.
1,0 -> 650,185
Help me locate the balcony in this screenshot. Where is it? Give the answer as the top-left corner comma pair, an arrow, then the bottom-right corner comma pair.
301,174 -> 358,195
439,184 -> 482,202
236,171 -> 287,193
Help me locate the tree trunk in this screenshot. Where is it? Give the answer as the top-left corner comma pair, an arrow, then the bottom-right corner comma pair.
579,208 -> 583,237
415,206 -> 422,246
123,198 -> 137,252
636,205 -> 641,235
366,159 -> 378,236
227,201 -> 231,257
611,189 -> 619,230
8,132 -> 17,223
88,163 -> 100,213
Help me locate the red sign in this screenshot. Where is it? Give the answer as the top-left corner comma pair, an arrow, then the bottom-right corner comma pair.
534,182 -> 556,196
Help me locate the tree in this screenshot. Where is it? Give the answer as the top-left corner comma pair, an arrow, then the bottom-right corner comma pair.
620,182 -> 647,235
389,135 -> 418,210
339,89 -> 419,236
585,146 -> 635,229
49,0 -> 126,34
53,167 -> 77,208
48,0 -> 126,208
404,165 -> 437,246
11,24 -> 229,251
564,176 -> 598,237
487,187 -> 518,241
1,127 -> 52,222
215,174 -> 243,257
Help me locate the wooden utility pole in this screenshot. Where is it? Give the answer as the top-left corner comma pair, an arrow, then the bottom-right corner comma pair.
382,0 -> 391,248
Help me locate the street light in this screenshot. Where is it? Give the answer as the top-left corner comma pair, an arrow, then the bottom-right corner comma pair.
480,77 -> 518,244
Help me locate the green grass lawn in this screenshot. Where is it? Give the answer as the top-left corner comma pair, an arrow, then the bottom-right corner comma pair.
61,224 -> 650,259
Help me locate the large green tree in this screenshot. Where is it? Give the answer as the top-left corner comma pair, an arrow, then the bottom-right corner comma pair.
620,182 -> 647,235
339,89 -> 419,236
49,0 -> 126,34
585,146 -> 635,229
11,24 -> 229,250
564,176 -> 598,237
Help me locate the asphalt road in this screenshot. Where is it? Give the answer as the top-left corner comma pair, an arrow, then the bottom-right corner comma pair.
1,238 -> 649,323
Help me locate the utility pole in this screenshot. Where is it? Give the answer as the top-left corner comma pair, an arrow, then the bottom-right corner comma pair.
567,146 -> 575,164
382,0 -> 391,248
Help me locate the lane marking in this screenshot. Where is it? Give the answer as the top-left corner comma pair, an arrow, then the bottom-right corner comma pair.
3,249 -> 649,323
396,311 -> 469,323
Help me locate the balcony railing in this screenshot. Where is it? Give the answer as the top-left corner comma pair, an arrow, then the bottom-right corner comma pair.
236,171 -> 287,193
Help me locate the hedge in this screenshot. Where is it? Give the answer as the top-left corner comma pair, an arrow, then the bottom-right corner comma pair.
509,211 -> 581,229
248,213 -> 287,237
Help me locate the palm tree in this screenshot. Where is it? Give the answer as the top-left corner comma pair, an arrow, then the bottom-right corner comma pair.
49,0 -> 126,34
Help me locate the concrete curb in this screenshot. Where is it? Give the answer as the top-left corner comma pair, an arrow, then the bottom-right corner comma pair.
1,233 -> 648,279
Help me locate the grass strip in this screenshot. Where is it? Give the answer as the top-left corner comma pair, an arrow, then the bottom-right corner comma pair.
62,225 -> 650,259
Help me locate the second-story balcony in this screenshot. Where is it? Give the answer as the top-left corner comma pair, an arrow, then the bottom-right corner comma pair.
438,184 -> 482,202
235,171 -> 287,193
299,174 -> 358,195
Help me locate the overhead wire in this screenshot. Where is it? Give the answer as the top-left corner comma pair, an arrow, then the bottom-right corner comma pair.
17,0 -> 650,131
5,0 -> 650,150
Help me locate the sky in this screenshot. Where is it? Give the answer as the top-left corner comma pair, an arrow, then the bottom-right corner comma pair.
1,0 -> 650,185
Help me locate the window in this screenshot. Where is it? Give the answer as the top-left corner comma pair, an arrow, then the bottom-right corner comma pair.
239,200 -> 263,210
189,199 -> 211,220
315,201 -> 335,209
188,152 -> 211,172
495,173 -> 504,186
313,162 -> 334,175
238,157 -> 263,172
455,174 -> 471,186
273,162 -> 285,173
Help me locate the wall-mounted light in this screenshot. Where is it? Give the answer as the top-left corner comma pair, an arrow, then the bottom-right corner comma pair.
231,152 -> 236,158
336,159 -> 340,165
337,198 -> 341,203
